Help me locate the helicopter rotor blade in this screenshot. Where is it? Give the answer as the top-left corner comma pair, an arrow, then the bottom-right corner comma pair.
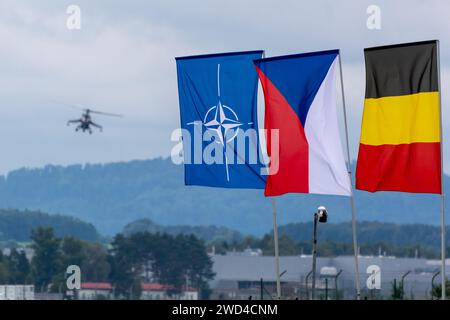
89,110 -> 124,118
51,100 -> 123,117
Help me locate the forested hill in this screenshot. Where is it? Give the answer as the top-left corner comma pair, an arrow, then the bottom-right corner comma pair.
123,219 -> 244,243
0,157 -> 446,235
0,209 -> 101,242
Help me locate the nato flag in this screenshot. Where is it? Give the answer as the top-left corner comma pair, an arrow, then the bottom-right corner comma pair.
176,51 -> 266,189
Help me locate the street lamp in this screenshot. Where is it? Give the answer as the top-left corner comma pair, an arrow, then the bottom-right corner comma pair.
311,206 -> 328,300
305,270 -> 313,299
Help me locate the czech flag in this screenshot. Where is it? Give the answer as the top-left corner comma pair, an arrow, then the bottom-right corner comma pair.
254,50 -> 351,197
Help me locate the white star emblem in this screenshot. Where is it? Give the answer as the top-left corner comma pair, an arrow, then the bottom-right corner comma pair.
204,101 -> 242,145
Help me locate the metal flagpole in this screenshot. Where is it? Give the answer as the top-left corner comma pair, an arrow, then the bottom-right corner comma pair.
337,51 -> 361,300
311,213 -> 318,300
262,49 -> 281,300
436,40 -> 446,300
272,198 -> 282,299
259,49 -> 281,300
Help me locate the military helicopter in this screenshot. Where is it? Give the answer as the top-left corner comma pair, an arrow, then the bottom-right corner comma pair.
66,104 -> 123,134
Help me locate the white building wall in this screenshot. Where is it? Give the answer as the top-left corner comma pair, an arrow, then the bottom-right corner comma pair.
79,289 -> 112,300
0,285 -> 34,300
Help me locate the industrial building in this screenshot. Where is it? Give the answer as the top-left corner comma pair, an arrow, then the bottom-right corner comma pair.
210,253 -> 450,300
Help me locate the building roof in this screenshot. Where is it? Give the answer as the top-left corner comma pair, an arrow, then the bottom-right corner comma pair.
141,283 -> 171,291
81,282 -> 112,290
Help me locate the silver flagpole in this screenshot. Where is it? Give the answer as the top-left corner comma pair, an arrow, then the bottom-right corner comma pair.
259,50 -> 282,300
436,40 -> 446,300
337,51 -> 361,300
272,197 -> 282,299
261,50 -> 281,300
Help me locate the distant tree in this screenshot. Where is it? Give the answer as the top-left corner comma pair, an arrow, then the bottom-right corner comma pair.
182,235 -> 215,299
61,236 -> 87,267
47,236 -> 89,295
108,232 -> 214,299
256,234 -> 299,256
239,236 -> 259,250
7,249 -> 30,284
81,243 -> 110,282
150,233 -> 214,298
151,233 -> 186,293
31,233 -> 111,295
108,234 -> 143,299
0,251 -> 9,283
30,227 -> 62,292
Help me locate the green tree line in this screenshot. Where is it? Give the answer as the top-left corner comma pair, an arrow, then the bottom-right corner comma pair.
0,227 -> 214,299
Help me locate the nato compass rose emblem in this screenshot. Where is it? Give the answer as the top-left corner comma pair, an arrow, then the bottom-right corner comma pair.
187,64 -> 252,181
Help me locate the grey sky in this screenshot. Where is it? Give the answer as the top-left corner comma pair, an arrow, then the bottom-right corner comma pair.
1,0 -> 450,174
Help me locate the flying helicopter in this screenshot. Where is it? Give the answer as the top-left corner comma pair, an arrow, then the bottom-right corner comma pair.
65,104 -> 123,134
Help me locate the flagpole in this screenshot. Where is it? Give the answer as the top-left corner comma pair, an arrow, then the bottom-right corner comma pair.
263,49 -> 281,300
337,51 -> 361,300
272,197 -> 282,299
436,40 -> 446,300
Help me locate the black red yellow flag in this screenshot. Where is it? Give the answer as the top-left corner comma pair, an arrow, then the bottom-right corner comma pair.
356,40 -> 442,194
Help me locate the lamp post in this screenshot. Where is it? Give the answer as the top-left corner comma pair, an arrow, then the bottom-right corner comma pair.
305,270 -> 313,300
311,206 -> 328,300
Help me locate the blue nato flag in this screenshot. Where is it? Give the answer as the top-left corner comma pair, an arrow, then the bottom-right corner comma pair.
176,51 -> 266,189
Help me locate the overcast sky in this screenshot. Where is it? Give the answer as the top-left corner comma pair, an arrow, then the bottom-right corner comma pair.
1,0 -> 450,175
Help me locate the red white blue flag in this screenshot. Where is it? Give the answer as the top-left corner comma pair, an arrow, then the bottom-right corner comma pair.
254,50 -> 351,197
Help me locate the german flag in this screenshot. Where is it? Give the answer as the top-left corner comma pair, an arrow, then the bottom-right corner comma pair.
356,40 -> 442,194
